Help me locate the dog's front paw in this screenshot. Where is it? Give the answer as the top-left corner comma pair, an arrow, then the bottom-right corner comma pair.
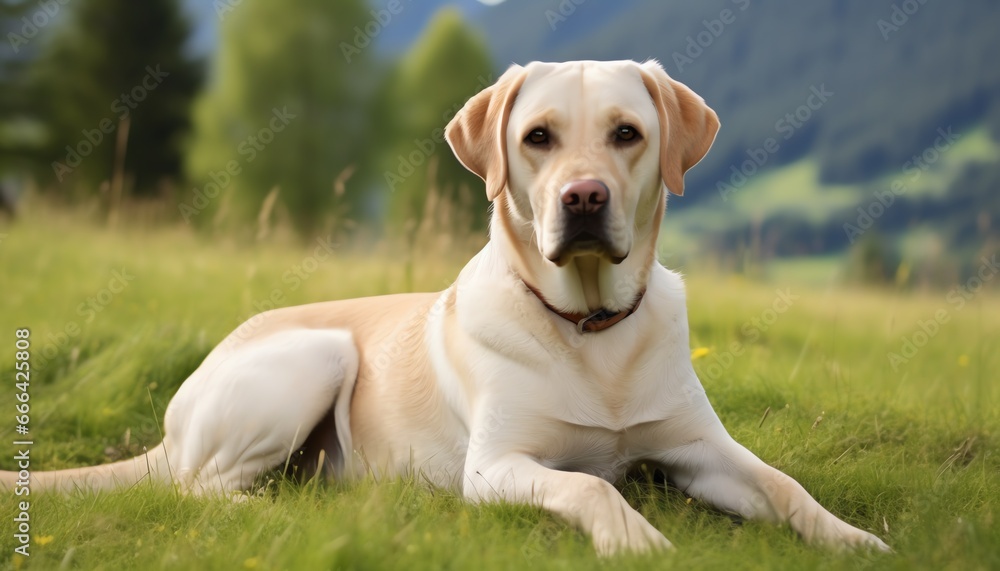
592,507 -> 674,556
817,519 -> 892,553
841,528 -> 892,553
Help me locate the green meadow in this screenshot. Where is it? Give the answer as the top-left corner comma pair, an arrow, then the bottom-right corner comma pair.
0,210 -> 997,570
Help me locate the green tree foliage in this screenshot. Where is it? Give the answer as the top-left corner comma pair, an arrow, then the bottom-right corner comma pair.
27,0 -> 200,194
379,8 -> 494,233
1,1 -> 35,175
185,0 -> 373,235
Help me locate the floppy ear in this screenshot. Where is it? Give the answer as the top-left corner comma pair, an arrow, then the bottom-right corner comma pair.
639,61 -> 720,196
445,64 -> 527,201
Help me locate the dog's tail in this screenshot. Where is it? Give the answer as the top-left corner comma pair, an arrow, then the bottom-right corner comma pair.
1,442 -> 172,494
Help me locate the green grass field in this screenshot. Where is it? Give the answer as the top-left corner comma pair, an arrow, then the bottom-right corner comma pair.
1,211 -> 997,570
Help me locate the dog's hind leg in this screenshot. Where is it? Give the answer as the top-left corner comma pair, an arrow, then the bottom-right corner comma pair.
163,328 -> 358,495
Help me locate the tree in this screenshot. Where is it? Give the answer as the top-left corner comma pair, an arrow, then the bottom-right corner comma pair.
0,1 -> 41,215
27,0 -> 200,194
379,8 -> 495,233
184,0 -> 373,235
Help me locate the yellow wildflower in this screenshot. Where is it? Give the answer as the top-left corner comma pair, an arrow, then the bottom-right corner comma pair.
691,347 -> 711,360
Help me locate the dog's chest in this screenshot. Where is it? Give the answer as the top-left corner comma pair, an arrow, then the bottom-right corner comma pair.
463,326 -> 678,440
537,351 -> 671,428
497,361 -> 695,481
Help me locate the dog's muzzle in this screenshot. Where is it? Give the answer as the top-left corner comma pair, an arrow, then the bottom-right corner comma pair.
548,180 -> 624,265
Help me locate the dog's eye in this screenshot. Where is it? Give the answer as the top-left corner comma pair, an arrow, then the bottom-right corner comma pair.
525,128 -> 550,146
614,125 -> 640,143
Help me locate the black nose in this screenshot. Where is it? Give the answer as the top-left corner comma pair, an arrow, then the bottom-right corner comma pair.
560,180 -> 608,215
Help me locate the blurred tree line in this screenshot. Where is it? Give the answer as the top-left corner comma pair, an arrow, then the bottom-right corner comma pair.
4,0 -> 199,198
0,0 -> 495,237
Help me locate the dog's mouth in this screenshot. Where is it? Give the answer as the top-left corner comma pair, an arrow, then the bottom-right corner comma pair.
546,230 -> 627,267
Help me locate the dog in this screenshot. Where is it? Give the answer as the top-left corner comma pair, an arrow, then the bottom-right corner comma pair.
3,60 -> 889,555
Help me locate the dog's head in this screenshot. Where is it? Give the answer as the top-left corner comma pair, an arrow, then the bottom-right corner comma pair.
446,60 -> 718,311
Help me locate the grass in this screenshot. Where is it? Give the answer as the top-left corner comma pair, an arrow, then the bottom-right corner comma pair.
0,209 -> 998,570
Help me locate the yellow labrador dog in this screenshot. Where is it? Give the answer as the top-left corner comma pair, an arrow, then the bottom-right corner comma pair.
4,60 -> 889,554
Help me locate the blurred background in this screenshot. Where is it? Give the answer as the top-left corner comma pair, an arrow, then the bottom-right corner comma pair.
1,0 -> 998,286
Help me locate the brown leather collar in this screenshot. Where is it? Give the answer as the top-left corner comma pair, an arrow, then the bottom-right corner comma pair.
523,282 -> 645,333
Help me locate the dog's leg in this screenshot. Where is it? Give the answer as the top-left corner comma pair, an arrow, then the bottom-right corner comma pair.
163,328 -> 358,494
465,453 -> 673,555
650,418 -> 890,551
